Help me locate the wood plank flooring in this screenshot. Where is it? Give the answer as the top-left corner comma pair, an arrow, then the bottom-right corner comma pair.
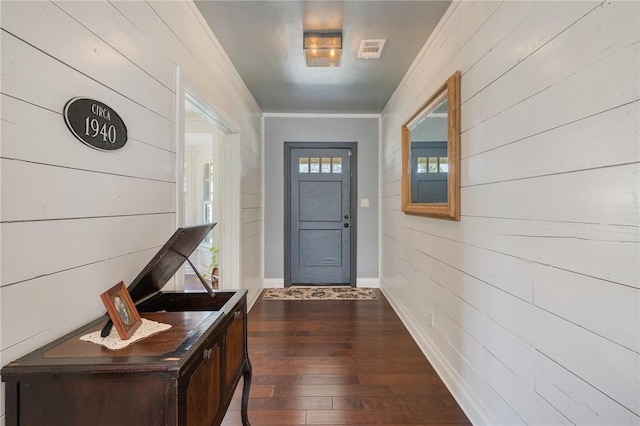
221,289 -> 471,425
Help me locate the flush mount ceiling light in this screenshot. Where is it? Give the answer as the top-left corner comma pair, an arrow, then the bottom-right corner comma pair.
303,32 -> 342,68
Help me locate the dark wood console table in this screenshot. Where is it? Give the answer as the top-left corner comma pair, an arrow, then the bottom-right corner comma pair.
1,225 -> 251,425
1,290 -> 251,426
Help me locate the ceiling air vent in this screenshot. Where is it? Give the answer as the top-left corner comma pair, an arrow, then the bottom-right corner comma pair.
357,39 -> 386,59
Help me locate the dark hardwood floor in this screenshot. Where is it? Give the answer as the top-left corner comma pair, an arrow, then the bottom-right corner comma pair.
221,288 -> 471,425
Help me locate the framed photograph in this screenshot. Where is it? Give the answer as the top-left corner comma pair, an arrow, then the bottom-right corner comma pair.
100,281 -> 142,340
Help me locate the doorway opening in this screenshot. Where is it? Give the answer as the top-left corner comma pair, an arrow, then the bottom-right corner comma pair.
183,99 -> 224,290
176,89 -> 240,292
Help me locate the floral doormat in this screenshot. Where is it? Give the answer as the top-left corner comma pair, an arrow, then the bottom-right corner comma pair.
262,287 -> 377,300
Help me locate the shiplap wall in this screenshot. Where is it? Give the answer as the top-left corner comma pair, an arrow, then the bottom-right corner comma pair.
0,1 -> 263,422
381,1 -> 639,425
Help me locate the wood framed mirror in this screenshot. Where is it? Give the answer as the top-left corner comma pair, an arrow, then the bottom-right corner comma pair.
401,70 -> 460,220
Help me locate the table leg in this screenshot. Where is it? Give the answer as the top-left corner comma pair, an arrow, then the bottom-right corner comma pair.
241,357 -> 252,426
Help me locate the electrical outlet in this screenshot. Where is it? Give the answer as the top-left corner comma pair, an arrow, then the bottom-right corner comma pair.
428,312 -> 435,328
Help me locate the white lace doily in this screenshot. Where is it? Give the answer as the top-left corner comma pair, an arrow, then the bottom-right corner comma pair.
80,318 -> 172,350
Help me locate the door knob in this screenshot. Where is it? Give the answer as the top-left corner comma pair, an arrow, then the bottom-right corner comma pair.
344,215 -> 349,219
344,223 -> 349,228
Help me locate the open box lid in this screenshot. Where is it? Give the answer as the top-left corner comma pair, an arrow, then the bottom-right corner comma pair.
128,223 -> 216,303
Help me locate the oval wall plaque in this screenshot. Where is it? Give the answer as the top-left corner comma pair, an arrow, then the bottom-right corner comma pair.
64,97 -> 128,151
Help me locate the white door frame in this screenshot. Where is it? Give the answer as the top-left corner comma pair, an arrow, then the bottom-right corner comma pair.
175,67 -> 241,290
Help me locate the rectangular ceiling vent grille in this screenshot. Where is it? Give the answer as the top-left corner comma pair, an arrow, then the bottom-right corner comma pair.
357,39 -> 386,59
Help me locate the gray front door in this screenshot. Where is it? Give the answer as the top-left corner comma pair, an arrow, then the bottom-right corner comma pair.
285,143 -> 356,287
411,141 -> 448,203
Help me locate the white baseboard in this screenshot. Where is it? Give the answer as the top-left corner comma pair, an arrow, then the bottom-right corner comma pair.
262,278 -> 380,288
357,278 -> 380,288
263,278 -> 285,288
381,286 -> 495,426
246,287 -> 263,311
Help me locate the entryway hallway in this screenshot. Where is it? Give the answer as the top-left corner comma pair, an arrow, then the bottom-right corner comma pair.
222,289 -> 470,425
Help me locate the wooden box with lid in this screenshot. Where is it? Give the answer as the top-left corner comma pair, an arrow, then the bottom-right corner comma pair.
1,224 -> 251,426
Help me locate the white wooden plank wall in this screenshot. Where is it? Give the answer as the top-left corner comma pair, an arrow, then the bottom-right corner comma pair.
381,1 -> 639,425
240,114 -> 264,292
0,1 -> 263,423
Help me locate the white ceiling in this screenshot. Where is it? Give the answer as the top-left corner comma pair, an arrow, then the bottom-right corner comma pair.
194,1 -> 451,114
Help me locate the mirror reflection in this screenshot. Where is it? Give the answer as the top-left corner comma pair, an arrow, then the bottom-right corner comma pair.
401,71 -> 460,220
408,95 -> 449,203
